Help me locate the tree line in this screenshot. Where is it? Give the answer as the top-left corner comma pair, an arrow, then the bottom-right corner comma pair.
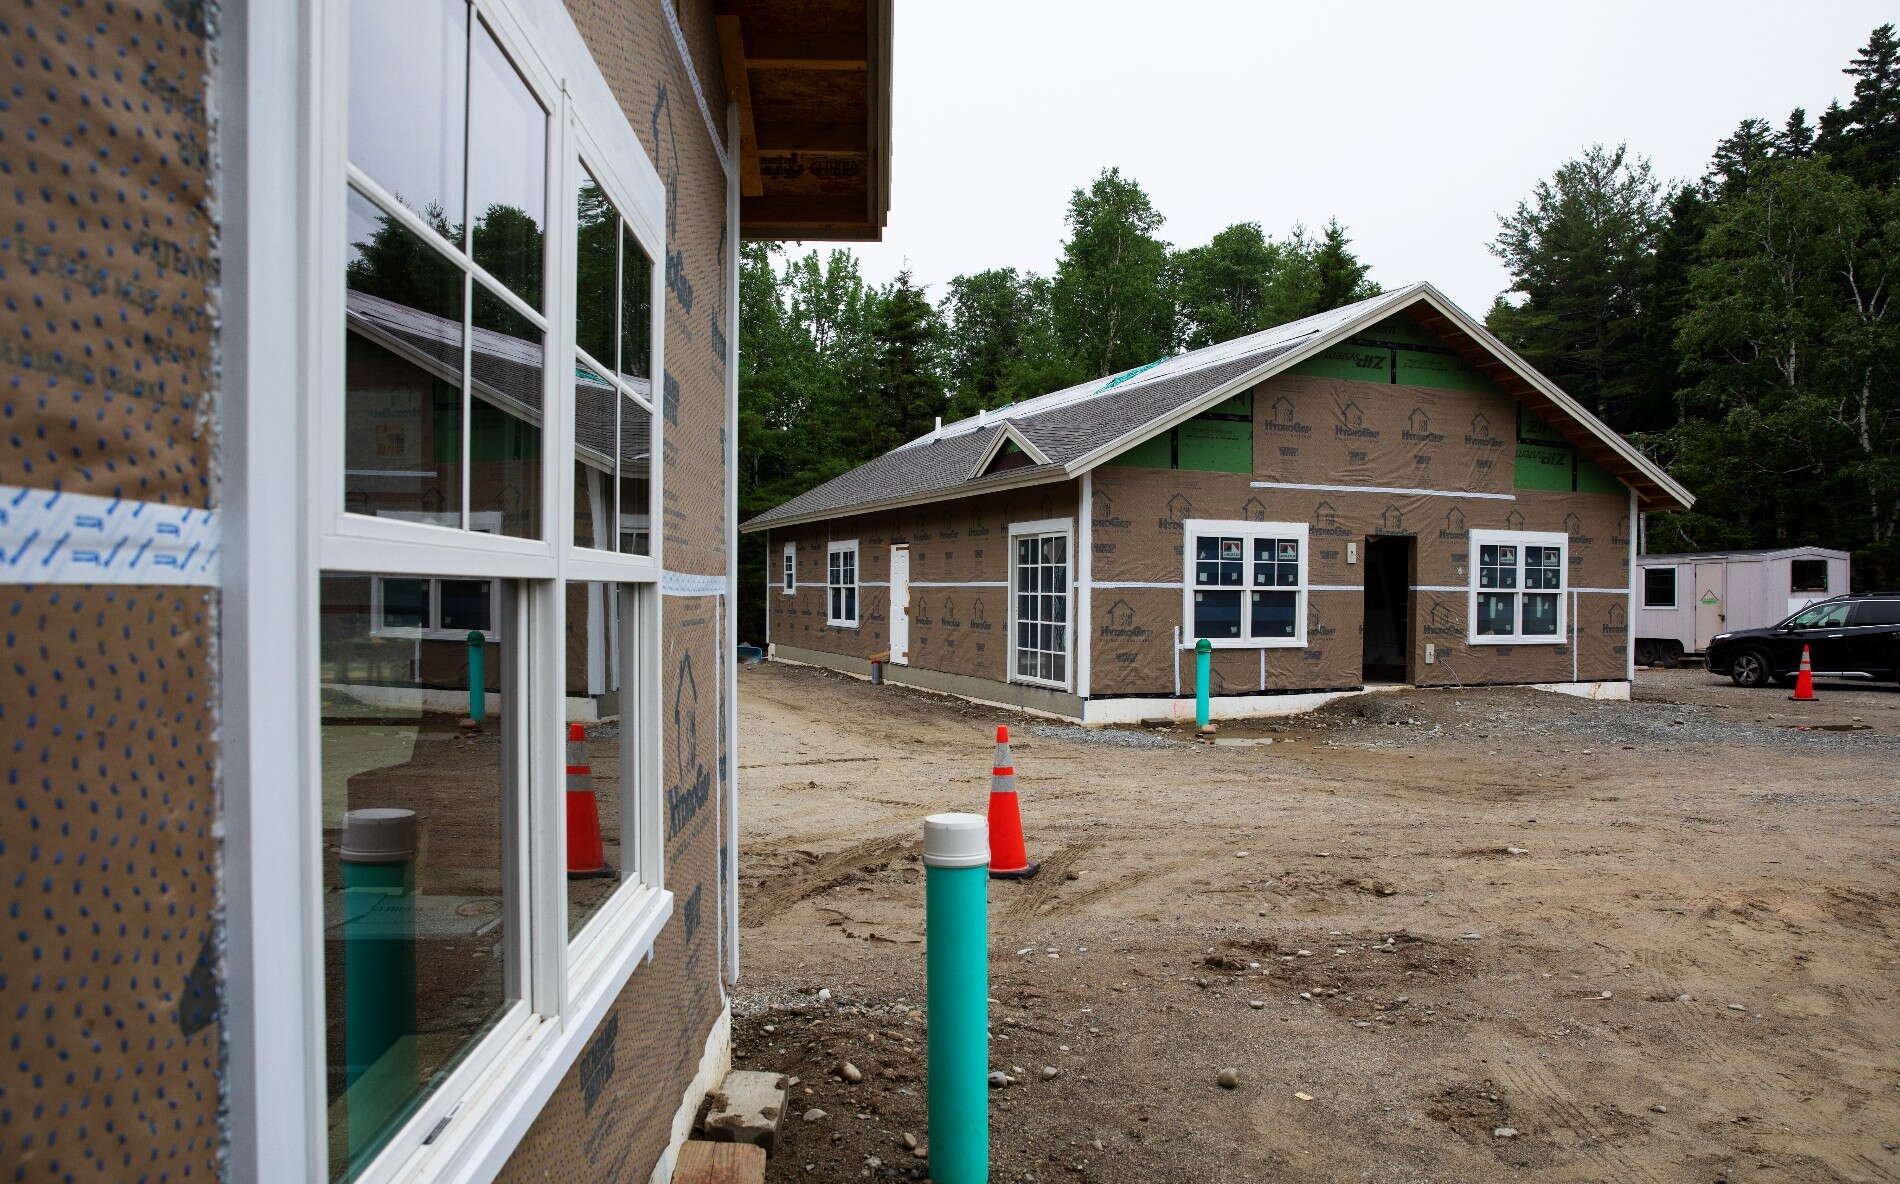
739,24 -> 1899,641
1485,24 -> 1899,591
737,172 -> 1378,638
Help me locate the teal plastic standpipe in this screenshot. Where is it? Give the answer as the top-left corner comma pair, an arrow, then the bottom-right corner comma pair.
340,808 -> 418,1162
1195,637 -> 1213,728
924,812 -> 989,1184
467,630 -> 486,723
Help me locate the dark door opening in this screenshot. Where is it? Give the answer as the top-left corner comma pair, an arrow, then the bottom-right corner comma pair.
1362,536 -> 1413,683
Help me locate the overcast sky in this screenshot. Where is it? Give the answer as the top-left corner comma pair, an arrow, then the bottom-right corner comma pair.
839,1 -> 1890,319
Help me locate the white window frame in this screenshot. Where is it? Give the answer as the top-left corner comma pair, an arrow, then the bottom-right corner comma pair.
827,539 -> 860,627
1180,519 -> 1309,649
258,1 -> 677,1181
370,574 -> 503,640
1642,565 -> 1677,610
1468,528 -> 1568,644
782,541 -> 796,594
1007,517 -> 1075,690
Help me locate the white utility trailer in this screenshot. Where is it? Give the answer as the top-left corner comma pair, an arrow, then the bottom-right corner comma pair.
1634,546 -> 1851,665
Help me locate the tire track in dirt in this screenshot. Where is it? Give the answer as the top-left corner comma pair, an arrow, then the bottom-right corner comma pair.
1491,1059 -> 1665,1184
999,842 -> 1099,923
741,832 -> 916,927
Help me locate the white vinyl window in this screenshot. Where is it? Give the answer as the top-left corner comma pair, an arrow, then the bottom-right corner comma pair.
297,1 -> 674,1181
827,540 -> 859,626
371,575 -> 500,640
1009,518 -> 1073,688
1182,519 -> 1309,648
783,542 -> 796,594
1470,529 -> 1566,643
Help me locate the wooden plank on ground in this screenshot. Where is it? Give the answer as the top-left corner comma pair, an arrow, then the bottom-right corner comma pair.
673,1140 -> 766,1184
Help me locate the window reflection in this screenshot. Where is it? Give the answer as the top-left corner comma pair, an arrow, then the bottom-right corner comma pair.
619,223 -> 652,382
564,582 -> 631,937
319,574 -> 512,1181
468,18 -> 547,309
344,189 -> 463,527
572,168 -> 656,555
468,294 -> 543,539
348,0 -> 466,228
575,174 -> 617,372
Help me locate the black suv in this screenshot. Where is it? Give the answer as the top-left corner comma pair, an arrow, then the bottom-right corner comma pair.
1706,593 -> 1900,687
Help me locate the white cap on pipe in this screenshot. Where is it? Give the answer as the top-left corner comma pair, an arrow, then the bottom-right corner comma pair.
922,812 -> 989,869
341,807 -> 418,864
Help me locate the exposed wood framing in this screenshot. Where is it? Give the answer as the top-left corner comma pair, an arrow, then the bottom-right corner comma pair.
713,4 -> 764,197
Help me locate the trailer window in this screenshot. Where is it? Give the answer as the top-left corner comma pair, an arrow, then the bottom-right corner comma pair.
1643,567 -> 1676,608
1790,560 -> 1828,593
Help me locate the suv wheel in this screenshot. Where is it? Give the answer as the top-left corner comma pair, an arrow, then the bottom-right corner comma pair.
1729,648 -> 1771,688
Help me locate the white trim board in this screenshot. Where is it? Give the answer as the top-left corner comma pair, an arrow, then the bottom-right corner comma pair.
1249,481 -> 1516,500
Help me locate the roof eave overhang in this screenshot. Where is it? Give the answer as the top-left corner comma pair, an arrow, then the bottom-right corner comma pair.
739,462 -> 1070,533
726,0 -> 894,243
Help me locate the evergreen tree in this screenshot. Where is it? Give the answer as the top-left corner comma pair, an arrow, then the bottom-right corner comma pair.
1309,219 -> 1379,314
1051,167 -> 1174,379
1816,23 -> 1900,190
1486,143 -> 1664,426
867,270 -> 949,452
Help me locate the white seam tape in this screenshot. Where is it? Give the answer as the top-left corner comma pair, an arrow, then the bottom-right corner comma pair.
0,484 -> 219,586
663,570 -> 728,598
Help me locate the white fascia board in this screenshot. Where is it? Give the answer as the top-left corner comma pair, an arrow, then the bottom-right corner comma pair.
964,422 -> 1051,482
1403,285 -> 1695,512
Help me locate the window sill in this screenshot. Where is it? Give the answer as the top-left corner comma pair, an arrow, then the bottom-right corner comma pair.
371,628 -> 500,643
1468,634 -> 1565,646
1009,674 -> 1071,692
827,621 -> 860,630
383,885 -> 673,1184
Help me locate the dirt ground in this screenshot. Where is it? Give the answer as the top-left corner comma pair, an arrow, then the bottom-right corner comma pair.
729,662 -> 1900,1184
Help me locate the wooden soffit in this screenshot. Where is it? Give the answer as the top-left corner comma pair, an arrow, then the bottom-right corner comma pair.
717,0 -> 892,242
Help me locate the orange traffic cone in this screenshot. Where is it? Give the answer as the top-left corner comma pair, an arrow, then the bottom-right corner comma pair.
566,723 -> 611,878
1788,645 -> 1816,701
987,725 -> 1039,880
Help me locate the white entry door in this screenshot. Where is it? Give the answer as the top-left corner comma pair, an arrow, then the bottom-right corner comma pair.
889,545 -> 911,664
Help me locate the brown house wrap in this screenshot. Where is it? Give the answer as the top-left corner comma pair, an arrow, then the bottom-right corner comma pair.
771,483 -> 1077,686
2,0 -> 896,1177
0,4 -> 223,1179
498,0 -> 732,1176
757,324 -> 1656,715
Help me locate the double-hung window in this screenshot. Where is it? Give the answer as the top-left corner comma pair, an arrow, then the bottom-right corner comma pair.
1182,519 -> 1309,647
827,540 -> 859,626
783,542 -> 796,594
1009,519 -> 1072,688
309,1 -> 670,1180
1470,529 -> 1566,642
